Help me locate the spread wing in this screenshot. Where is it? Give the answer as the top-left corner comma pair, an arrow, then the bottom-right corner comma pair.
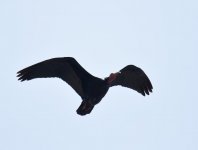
17,57 -> 93,98
110,65 -> 153,96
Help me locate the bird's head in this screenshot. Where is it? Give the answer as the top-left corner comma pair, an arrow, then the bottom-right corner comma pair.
105,72 -> 120,84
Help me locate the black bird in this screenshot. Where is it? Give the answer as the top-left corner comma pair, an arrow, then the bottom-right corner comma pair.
17,57 -> 153,116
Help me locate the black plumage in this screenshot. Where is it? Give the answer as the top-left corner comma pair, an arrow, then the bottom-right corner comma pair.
17,57 -> 153,116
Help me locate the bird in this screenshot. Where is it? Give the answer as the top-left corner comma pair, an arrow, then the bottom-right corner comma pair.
17,57 -> 153,116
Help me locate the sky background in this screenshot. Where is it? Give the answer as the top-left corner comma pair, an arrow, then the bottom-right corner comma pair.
0,0 -> 198,150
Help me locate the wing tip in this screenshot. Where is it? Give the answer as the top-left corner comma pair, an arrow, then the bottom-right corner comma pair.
16,70 -> 30,82
140,86 -> 153,96
17,74 -> 26,82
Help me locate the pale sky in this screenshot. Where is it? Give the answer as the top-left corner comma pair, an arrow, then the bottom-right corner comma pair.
0,0 -> 198,150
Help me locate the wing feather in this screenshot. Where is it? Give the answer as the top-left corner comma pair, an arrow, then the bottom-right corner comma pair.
17,57 -> 91,97
110,65 -> 153,96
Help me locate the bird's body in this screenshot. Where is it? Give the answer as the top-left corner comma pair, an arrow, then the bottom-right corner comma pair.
77,77 -> 109,115
17,57 -> 153,116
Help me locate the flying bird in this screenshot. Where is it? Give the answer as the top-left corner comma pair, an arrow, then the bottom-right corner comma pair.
17,57 -> 153,116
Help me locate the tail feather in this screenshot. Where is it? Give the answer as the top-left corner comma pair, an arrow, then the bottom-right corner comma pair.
76,101 -> 94,116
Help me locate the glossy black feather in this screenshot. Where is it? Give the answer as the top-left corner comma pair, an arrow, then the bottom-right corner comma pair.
17,57 -> 93,98
110,65 -> 153,96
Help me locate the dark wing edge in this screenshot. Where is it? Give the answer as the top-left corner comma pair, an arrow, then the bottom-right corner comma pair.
110,65 -> 153,96
17,57 -> 85,97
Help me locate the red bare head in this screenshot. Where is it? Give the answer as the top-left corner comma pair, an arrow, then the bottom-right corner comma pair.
106,72 -> 120,84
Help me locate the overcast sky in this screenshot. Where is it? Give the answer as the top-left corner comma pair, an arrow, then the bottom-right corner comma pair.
0,0 -> 198,150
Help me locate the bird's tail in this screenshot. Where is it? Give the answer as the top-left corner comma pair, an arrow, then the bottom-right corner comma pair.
76,101 -> 94,116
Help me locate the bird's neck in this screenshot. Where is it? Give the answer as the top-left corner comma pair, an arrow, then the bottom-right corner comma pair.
104,77 -> 113,87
